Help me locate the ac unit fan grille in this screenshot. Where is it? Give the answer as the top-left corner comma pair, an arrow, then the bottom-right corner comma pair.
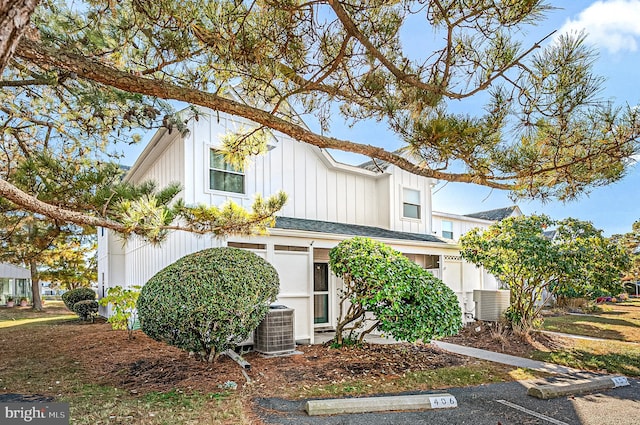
254,307 -> 295,355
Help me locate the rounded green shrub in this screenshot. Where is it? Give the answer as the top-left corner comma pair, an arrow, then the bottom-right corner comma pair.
137,247 -> 279,362
73,300 -> 99,321
329,237 -> 462,344
62,287 -> 96,312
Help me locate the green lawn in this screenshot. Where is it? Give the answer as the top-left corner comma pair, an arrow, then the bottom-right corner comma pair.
541,300 -> 640,343
534,300 -> 640,376
0,300 -> 76,328
532,338 -> 640,376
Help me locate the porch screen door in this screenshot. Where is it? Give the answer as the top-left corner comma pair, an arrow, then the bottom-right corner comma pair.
313,263 -> 329,324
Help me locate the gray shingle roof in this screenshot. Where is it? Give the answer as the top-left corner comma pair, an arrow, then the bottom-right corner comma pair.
464,206 -> 518,221
358,159 -> 391,172
274,217 -> 447,244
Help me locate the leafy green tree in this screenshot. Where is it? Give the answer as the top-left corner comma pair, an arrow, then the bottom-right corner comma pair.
0,1 -> 639,228
551,218 -> 629,299
40,237 -> 97,290
460,215 -> 629,331
612,220 -> 640,292
329,237 -> 461,346
0,207 -> 70,310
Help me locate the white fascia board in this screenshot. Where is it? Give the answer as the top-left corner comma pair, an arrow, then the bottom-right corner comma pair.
432,210 -> 494,225
267,227 -> 458,251
124,127 -> 170,183
312,147 -> 387,178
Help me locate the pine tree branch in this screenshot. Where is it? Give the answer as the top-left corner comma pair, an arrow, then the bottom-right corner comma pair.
15,38 -> 513,190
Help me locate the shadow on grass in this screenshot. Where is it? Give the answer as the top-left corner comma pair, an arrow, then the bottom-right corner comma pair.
533,348 -> 640,377
0,315 -> 78,329
543,316 -> 639,343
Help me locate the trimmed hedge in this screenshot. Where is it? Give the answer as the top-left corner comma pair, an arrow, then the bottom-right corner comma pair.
62,287 -> 96,311
73,300 -> 99,321
137,247 -> 279,362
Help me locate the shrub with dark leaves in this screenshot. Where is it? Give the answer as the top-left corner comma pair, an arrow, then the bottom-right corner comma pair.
62,287 -> 96,311
137,247 -> 279,362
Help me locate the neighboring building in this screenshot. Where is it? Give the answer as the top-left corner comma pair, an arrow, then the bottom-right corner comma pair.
432,206 -> 522,242
97,106 -> 515,343
0,263 -> 31,303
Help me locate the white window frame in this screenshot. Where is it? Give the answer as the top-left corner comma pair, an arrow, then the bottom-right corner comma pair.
402,187 -> 421,220
442,220 -> 454,239
209,149 -> 245,194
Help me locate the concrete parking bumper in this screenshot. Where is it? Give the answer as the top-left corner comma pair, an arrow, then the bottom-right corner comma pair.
528,375 -> 630,399
305,393 -> 457,416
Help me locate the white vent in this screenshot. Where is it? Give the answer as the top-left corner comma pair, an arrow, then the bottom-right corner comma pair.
254,306 -> 296,355
473,290 -> 510,321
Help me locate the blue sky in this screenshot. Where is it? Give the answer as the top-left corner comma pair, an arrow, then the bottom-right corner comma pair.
433,1 -> 640,236
323,1 -> 640,236
122,1 -> 640,236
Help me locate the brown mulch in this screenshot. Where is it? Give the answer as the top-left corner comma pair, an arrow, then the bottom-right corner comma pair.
60,322 -> 473,397
442,321 -> 561,358
0,317 -> 558,404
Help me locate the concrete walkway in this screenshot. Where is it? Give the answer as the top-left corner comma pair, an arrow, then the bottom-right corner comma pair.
431,340 -> 582,375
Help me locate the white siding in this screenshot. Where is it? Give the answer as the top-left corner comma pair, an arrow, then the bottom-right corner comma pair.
97,106 -> 497,340
123,231 -> 222,287
387,166 -> 434,234
180,110 -> 385,228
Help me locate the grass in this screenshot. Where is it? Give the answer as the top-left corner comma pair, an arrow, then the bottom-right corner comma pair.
533,299 -> 640,376
66,385 -> 244,425
289,363 -> 543,399
0,300 -> 75,328
532,338 -> 640,376
540,300 -> 640,343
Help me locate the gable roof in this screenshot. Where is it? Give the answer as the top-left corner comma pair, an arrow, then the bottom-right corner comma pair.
0,262 -> 30,279
464,206 -> 520,221
274,217 -> 447,244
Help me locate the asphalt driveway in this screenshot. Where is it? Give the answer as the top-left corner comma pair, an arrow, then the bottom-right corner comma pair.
254,378 -> 640,425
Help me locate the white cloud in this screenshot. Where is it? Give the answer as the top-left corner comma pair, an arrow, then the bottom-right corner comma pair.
557,0 -> 640,54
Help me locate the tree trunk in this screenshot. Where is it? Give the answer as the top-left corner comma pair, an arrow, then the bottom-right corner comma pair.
29,259 -> 43,310
0,0 -> 39,74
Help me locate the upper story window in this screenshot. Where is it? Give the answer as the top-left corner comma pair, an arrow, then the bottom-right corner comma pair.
209,149 -> 244,194
402,188 -> 421,219
442,220 -> 453,239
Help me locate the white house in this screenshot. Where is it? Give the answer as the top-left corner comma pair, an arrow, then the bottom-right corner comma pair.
0,263 -> 31,303
432,206 -> 522,242
97,106 -> 514,343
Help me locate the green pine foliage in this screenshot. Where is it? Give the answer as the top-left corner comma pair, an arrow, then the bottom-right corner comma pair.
137,248 -> 279,362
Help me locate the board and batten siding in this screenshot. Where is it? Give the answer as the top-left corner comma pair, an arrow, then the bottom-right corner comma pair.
123,231 -> 221,287
387,166 -> 434,234
182,110 -> 387,228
